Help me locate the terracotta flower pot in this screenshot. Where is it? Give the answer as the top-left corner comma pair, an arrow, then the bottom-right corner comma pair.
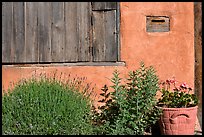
157,106 -> 198,135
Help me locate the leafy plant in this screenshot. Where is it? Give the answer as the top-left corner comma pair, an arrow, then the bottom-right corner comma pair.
2,74 -> 95,135
92,61 -> 162,135
157,78 -> 198,108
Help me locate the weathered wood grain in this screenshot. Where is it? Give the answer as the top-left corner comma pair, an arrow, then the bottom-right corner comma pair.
51,2 -> 65,62
146,16 -> 170,32
92,10 -> 117,61
25,2 -> 38,62
2,2 -> 13,63
92,2 -> 117,10
77,2 -> 91,61
9,62 -> 126,67
104,10 -> 117,61
116,3 -> 120,61
65,2 -> 78,62
2,2 -> 120,64
92,11 -> 105,61
194,2 -> 202,129
37,2 -> 52,62
13,2 -> 25,62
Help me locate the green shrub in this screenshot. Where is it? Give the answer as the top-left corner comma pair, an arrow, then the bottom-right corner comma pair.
2,75 -> 94,135
92,62 -> 162,135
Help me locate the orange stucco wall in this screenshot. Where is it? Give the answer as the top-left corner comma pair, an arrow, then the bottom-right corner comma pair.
2,2 -> 195,106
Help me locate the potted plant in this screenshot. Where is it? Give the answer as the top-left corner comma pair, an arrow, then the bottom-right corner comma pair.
156,78 -> 198,135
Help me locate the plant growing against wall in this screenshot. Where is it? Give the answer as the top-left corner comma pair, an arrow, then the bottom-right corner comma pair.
91,62 -> 162,135
2,74 -> 95,135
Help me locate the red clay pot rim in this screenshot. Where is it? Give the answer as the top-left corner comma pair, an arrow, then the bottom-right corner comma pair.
155,105 -> 198,111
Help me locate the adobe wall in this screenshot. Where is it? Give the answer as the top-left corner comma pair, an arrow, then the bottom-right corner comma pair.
2,2 -> 194,106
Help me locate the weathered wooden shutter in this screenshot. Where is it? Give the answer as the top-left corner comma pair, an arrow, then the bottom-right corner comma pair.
92,2 -> 118,62
2,2 -> 91,63
2,2 -> 119,63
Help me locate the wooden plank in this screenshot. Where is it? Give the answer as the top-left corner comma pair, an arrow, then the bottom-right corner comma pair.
37,2 -> 52,62
92,11 -> 105,61
146,16 -> 170,32
77,2 -> 91,61
6,62 -> 126,67
25,2 -> 38,62
12,2 -> 25,63
92,10 -> 117,61
2,2 -> 13,63
51,2 -> 65,62
64,2 -> 78,62
92,2 -> 117,10
104,10 -> 117,61
194,2 -> 202,129
116,3 -> 120,61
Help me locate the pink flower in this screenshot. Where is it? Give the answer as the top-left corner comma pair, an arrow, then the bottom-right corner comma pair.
158,78 -> 198,108
166,78 -> 177,85
163,78 -> 193,93
170,79 -> 176,84
180,82 -> 189,89
166,79 -> 170,84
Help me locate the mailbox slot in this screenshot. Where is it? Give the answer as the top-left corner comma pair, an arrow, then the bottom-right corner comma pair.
146,16 -> 170,32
